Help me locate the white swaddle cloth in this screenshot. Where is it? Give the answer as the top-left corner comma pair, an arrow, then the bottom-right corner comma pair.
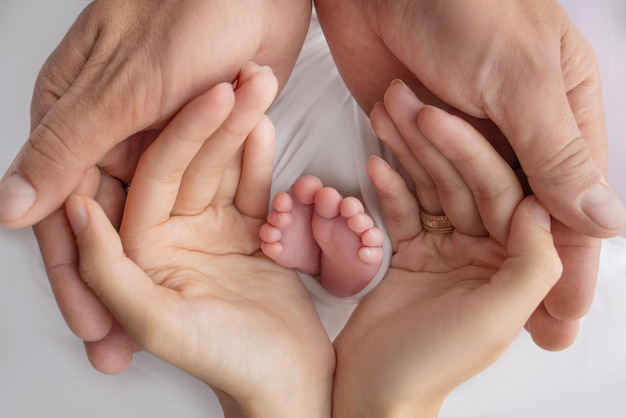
267,11 -> 392,332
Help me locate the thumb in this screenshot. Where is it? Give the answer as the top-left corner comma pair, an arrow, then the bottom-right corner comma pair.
502,88 -> 626,239
483,196 -> 563,333
65,194 -> 161,341
0,84 -> 136,229
1,5 -> 147,229
486,33 -> 626,238
0,6 -> 100,228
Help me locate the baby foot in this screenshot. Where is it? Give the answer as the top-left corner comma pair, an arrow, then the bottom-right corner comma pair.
260,176 -> 324,275
312,188 -> 384,297
261,176 -> 384,297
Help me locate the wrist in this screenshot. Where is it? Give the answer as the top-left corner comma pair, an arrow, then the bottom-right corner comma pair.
211,363 -> 333,418
332,339 -> 444,418
242,373 -> 333,418
332,383 -> 443,418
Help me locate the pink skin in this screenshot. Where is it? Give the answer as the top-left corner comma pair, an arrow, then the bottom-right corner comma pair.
260,175 -> 384,297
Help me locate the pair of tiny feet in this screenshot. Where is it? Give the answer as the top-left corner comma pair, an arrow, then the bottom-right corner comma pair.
260,175 -> 384,297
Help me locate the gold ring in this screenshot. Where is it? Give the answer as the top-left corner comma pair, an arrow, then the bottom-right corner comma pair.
419,207 -> 455,234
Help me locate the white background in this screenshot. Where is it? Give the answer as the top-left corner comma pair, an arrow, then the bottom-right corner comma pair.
1,2 -> 625,417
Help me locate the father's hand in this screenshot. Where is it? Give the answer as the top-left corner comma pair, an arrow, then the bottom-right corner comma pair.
1,0 -> 311,227
0,0 -> 311,373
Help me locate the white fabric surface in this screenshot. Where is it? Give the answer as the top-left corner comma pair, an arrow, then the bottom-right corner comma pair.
0,2 -> 625,417
267,12 -> 392,311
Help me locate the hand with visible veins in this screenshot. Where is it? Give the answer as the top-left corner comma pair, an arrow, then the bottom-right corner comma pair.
333,91 -> 562,418
0,0 -> 312,372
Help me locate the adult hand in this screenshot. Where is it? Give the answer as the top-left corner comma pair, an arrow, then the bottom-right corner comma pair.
332,95 -> 562,417
65,66 -> 333,417
0,0 -> 312,371
314,0 -> 626,350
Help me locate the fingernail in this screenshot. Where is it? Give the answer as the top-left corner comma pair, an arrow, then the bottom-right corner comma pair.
581,183 -> 626,230
368,155 -> 389,167
391,79 -> 412,92
234,62 -> 251,88
240,60 -> 255,72
66,194 -> 88,236
0,173 -> 37,222
529,197 -> 551,232
389,79 -> 425,108
239,61 -> 260,82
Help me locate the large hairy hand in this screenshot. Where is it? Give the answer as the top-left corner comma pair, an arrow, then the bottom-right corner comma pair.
315,0 -> 625,349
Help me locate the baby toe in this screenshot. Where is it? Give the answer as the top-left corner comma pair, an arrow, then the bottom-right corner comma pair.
259,223 -> 282,243
347,213 -> 375,234
358,246 -> 384,265
361,228 -> 384,247
340,196 -> 365,218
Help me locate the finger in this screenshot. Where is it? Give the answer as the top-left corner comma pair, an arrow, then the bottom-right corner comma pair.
372,84 -> 441,214
383,81 -> 485,236
417,106 -> 524,244
370,100 -> 438,211
92,172 -> 127,231
0,5 -> 122,228
472,197 -> 562,340
485,24 -> 626,238
32,167 -> 115,342
543,220 -> 601,321
84,320 -> 135,374
520,22 -> 608,351
370,102 -> 423,180
65,194 -> 169,352
526,303 -> 580,351
235,116 -> 276,218
213,145 -> 245,212
84,174 -> 136,373
33,209 -> 115,342
367,156 -> 423,247
123,83 -> 235,226
172,64 -> 278,215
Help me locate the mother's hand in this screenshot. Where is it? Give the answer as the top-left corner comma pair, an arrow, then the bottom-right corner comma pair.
66,65 -> 333,417
332,95 -> 562,417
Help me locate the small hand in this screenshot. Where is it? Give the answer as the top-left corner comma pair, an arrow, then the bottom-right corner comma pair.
332,102 -> 562,417
67,65 -> 333,417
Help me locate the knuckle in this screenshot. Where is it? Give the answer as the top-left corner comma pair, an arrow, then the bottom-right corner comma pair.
26,118 -> 84,173
433,176 -> 467,196
470,181 -> 519,203
527,136 -> 597,192
535,246 -> 564,290
31,68 -> 65,126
